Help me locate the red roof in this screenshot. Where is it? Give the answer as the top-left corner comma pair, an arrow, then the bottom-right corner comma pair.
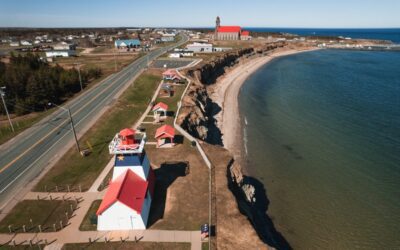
162,69 -> 177,76
119,128 -> 136,137
155,124 -> 175,139
241,31 -> 250,36
152,102 -> 168,112
96,170 -> 148,215
217,26 -> 241,33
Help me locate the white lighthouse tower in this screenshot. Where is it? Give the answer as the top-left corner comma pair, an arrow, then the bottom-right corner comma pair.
97,128 -> 155,230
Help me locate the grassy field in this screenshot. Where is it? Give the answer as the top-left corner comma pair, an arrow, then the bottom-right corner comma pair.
34,70 -> 162,192
62,242 -> 191,250
0,200 -> 75,233
79,200 -> 101,231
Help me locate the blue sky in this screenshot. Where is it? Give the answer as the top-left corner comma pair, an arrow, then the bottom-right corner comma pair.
0,0 -> 399,28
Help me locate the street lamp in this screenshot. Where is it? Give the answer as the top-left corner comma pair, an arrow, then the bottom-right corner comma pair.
74,63 -> 83,92
48,103 -> 81,153
0,86 -> 14,132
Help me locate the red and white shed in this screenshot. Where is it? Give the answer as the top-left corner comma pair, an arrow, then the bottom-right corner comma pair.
155,125 -> 175,148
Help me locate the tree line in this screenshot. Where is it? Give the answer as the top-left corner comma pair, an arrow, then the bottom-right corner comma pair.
0,53 -> 102,115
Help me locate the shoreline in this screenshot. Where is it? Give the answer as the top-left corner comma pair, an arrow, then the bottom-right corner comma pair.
210,46 -> 320,172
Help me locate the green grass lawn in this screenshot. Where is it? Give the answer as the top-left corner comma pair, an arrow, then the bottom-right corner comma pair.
0,200 -> 75,233
62,242 -> 191,250
34,72 -> 161,192
79,200 -> 101,231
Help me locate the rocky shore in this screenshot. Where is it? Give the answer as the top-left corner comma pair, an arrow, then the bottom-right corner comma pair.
176,42 -> 313,249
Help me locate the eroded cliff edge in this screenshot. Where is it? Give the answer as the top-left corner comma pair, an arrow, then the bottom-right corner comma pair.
177,43 -> 292,249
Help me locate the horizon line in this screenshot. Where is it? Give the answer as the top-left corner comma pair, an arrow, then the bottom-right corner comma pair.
0,26 -> 399,29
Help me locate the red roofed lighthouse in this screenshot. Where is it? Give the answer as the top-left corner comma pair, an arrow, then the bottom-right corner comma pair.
97,128 -> 154,230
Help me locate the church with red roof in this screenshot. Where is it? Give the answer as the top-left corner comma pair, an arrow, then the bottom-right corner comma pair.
214,16 -> 251,41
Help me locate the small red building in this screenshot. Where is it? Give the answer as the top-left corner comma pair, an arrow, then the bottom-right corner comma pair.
152,102 -> 168,122
162,69 -> 182,82
155,124 -> 175,148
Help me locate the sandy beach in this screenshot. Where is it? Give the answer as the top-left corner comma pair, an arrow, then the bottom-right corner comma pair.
209,47 -> 320,163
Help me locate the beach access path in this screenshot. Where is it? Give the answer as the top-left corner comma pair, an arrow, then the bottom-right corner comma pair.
209,47 -> 320,160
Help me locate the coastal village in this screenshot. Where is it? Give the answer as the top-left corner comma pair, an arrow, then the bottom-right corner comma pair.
0,15 -> 397,250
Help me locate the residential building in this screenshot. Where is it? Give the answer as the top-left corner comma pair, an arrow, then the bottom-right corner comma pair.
186,42 -> 213,53
45,50 -> 76,58
114,39 -> 141,49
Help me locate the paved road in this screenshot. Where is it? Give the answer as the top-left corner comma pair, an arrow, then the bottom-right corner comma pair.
0,34 -> 189,206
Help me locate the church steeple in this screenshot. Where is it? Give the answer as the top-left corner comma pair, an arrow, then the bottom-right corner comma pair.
215,16 -> 221,40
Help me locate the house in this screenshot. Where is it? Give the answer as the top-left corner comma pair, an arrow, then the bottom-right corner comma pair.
161,36 -> 174,42
241,31 -> 252,40
9,41 -> 19,47
162,69 -> 182,82
152,102 -> 168,122
96,169 -> 155,230
169,52 -> 181,58
45,50 -> 76,58
114,39 -> 141,49
20,40 -> 32,46
186,42 -> 213,53
155,125 -> 175,148
53,43 -> 76,50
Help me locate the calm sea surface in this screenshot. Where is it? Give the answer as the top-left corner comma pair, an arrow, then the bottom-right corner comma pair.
245,28 -> 400,43
239,50 -> 400,249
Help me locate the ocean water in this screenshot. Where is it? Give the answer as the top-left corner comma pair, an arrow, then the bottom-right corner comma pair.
239,50 -> 400,249
245,28 -> 400,44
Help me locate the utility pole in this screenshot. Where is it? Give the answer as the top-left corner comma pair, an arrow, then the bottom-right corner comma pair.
0,87 -> 14,132
113,49 -> 118,72
74,63 -> 83,92
48,103 -> 81,153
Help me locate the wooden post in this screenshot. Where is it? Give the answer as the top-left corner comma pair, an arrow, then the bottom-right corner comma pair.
44,185 -> 47,192
49,195 -> 52,201
55,185 -> 58,192
29,219 -> 33,228
79,185 -> 82,192
67,185 -> 70,192
53,224 -> 56,232
37,194 -> 40,200
105,237 -> 108,243
29,239 -> 32,247
22,225 -> 26,233
65,212 -> 69,221
70,204 -> 74,213
120,237 -> 123,242
60,220 -> 63,229
62,195 -> 65,202
89,237 -> 92,243
44,239 -> 48,245
12,239 -> 16,247
38,225 -> 42,232
8,225 -> 12,233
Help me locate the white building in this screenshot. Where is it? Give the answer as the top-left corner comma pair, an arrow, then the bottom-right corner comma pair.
186,42 -> 213,53
54,43 -> 75,50
20,40 -> 32,46
45,50 -> 76,58
9,42 -> 19,47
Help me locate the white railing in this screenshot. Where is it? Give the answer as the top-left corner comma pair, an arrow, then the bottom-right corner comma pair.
108,133 -> 147,155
